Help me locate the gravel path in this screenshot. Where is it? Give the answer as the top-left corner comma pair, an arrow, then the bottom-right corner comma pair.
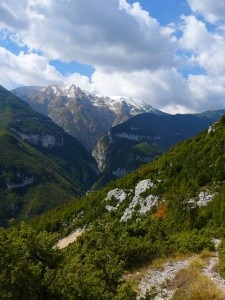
202,239 -> 225,294
137,259 -> 191,299
137,239 -> 225,299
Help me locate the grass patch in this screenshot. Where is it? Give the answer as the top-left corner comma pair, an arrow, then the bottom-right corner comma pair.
189,257 -> 204,269
170,265 -> 225,300
151,252 -> 193,270
199,248 -> 214,260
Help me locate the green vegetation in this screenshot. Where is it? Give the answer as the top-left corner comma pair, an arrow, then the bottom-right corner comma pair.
0,86 -> 98,226
12,113 -> 225,298
218,239 -> 225,278
95,112 -> 218,189
0,219 -> 214,299
3,85 -> 225,298
0,223 -> 61,299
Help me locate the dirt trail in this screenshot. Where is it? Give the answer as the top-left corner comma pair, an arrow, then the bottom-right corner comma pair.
56,228 -> 84,249
202,239 -> 225,294
137,258 -> 192,299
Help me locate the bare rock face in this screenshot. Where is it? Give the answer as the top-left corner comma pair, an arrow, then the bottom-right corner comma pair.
10,128 -> 63,148
12,85 -> 159,151
91,135 -> 112,172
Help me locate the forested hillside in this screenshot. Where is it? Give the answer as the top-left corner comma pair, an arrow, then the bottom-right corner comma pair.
1,115 -> 225,298
0,86 -> 98,226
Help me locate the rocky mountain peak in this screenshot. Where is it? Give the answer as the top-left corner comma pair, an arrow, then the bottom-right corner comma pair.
13,84 -> 163,151
40,84 -> 86,99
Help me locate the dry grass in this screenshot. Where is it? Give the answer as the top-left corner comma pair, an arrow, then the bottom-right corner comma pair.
123,253 -> 193,294
150,257 -> 166,270
124,253 -> 193,280
123,265 -> 151,282
170,265 -> 225,300
151,253 -> 193,270
199,248 -> 214,260
154,200 -> 168,218
189,257 -> 204,269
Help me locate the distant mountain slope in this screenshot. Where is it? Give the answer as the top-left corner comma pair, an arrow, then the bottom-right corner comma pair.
92,112 -> 219,188
12,84 -> 164,151
0,86 -> 98,226
195,109 -> 225,119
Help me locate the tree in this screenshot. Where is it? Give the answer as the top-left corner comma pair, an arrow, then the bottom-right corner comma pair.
0,223 -> 61,299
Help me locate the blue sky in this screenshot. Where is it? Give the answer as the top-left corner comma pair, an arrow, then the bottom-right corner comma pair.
133,0 -> 191,24
0,0 -> 225,113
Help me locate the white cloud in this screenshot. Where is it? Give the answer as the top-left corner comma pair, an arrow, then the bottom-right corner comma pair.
0,47 -> 91,90
179,15 -> 214,52
188,74 -> 225,111
1,0 -> 225,114
63,73 -> 92,92
0,0 -> 175,72
187,0 -> 225,24
179,15 -> 225,76
91,68 -> 192,113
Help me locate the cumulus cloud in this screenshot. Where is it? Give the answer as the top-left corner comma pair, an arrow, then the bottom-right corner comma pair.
0,47 -> 91,90
188,74 -> 225,111
179,15 -> 225,75
1,0 -> 225,113
92,68 -> 192,112
0,0 -> 175,72
179,15 -> 214,52
176,11 -> 225,112
187,0 -> 225,24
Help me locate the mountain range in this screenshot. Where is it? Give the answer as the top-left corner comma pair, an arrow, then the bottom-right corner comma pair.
35,112 -> 225,232
5,83 -> 218,226
13,84 -> 225,187
13,84 -> 161,151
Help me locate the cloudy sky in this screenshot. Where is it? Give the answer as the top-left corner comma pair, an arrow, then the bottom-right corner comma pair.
1,0 -> 225,113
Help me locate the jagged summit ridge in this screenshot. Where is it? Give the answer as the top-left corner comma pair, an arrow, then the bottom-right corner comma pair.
40,84 -> 85,99
31,84 -> 157,114
13,84 -> 164,151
